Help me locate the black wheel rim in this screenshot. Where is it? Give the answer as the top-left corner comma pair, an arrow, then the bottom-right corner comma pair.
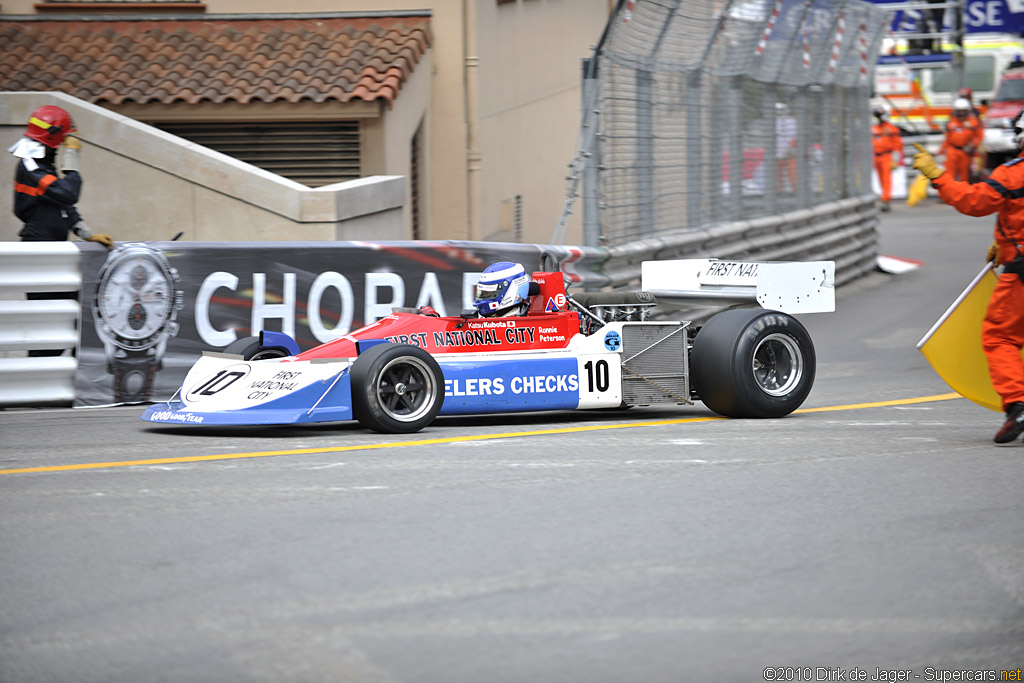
374,356 -> 438,423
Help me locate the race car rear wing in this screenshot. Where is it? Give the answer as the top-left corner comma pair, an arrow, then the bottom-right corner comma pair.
641,259 -> 835,314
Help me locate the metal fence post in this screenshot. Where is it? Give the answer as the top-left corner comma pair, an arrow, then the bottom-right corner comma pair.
637,65 -> 654,237
582,57 -> 602,248
686,70 -> 703,228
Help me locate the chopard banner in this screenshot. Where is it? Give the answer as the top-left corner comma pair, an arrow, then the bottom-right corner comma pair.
74,241 -> 601,407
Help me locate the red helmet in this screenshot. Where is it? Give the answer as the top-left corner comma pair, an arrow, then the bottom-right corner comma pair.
957,87 -> 974,101
24,105 -> 76,148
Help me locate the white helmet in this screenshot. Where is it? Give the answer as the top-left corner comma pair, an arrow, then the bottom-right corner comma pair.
953,98 -> 971,116
873,103 -> 891,120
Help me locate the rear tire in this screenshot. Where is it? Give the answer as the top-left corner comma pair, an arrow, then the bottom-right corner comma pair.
350,344 -> 445,433
690,308 -> 815,418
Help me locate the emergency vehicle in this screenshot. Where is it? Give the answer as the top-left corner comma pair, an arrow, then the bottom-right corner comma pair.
982,65 -> 1024,168
873,33 -> 1024,134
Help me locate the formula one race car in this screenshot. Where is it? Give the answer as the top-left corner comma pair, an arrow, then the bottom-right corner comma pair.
142,259 -> 835,432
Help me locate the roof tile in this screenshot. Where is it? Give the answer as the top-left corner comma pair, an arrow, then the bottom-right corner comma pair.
0,15 -> 431,108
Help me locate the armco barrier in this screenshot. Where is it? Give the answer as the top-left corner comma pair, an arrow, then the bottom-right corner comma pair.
0,193 -> 878,407
0,243 -> 81,406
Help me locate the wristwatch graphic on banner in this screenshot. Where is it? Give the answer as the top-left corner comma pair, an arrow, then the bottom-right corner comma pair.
92,242 -> 184,403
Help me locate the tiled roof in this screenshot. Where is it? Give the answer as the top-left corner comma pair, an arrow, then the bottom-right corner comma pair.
0,15 -> 431,107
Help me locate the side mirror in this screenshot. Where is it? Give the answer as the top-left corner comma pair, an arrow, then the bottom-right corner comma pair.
456,308 -> 476,329
528,282 -> 540,296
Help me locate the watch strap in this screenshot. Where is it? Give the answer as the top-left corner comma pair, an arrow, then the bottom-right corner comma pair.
113,354 -> 157,403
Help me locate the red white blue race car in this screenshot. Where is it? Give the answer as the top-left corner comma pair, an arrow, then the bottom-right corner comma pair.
142,259 -> 835,432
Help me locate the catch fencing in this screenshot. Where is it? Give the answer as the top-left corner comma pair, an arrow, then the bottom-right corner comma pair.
557,0 -> 890,248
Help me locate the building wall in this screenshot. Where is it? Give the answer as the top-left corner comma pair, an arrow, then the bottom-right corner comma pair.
3,0 -> 611,246
476,0 -> 604,244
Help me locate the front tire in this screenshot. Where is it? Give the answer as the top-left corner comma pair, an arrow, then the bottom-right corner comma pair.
223,336 -> 291,361
350,344 -> 445,433
690,308 -> 815,418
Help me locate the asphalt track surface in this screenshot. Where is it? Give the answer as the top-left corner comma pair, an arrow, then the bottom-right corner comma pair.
1,198 -> 1022,682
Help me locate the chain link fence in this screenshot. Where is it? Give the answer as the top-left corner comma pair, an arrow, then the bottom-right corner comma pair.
558,0 -> 889,247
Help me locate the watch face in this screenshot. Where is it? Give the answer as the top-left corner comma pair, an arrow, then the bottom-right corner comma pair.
96,250 -> 174,349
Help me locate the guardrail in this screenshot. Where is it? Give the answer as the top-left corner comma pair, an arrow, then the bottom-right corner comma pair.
599,195 -> 878,288
0,193 -> 878,408
0,243 -> 82,406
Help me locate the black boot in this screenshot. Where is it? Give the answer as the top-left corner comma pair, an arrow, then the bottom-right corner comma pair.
994,402 -> 1024,443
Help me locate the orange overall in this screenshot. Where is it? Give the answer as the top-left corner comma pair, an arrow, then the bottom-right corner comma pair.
872,120 -> 902,202
933,157 -> 1024,410
941,114 -> 982,183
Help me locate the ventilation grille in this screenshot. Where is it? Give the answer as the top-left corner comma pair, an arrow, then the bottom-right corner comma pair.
620,323 -> 689,405
155,121 -> 360,188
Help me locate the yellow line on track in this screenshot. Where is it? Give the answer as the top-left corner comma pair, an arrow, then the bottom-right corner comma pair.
0,392 -> 963,475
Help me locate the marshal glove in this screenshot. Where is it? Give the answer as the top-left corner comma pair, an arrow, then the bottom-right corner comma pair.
986,241 -> 1002,266
912,143 -> 945,180
73,221 -> 114,249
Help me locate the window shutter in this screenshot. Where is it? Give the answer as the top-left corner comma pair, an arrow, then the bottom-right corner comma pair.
155,121 -> 361,188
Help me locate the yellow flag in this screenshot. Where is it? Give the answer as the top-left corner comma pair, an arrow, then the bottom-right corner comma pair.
907,173 -> 929,207
917,264 -> 1023,412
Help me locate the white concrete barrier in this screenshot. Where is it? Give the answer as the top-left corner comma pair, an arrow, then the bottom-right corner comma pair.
0,357 -> 77,406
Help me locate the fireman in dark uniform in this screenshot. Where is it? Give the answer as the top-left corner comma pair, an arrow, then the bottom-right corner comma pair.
10,105 -> 113,357
11,105 -> 112,247
913,110 -> 1024,445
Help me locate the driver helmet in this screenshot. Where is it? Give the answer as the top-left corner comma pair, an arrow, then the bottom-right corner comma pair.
473,262 -> 530,317
953,98 -> 971,118
24,105 -> 76,148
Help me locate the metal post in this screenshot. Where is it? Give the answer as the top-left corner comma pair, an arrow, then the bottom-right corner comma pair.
825,84 -> 837,201
581,58 -> 602,248
637,66 -> 654,237
950,0 -> 965,94
765,83 -> 778,214
728,76 -> 743,220
797,87 -> 810,208
686,70 -> 703,228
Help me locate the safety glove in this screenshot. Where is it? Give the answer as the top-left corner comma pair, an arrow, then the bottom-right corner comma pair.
73,221 -> 114,249
912,143 -> 945,180
986,242 -> 1002,266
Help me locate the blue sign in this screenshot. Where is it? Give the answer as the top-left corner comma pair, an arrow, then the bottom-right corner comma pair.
964,0 -> 1024,33
867,0 -> 1024,36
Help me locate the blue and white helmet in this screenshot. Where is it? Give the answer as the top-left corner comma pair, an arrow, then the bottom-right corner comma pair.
473,262 -> 530,316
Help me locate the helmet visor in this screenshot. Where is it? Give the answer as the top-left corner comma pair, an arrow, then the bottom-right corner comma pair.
474,280 -> 510,303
